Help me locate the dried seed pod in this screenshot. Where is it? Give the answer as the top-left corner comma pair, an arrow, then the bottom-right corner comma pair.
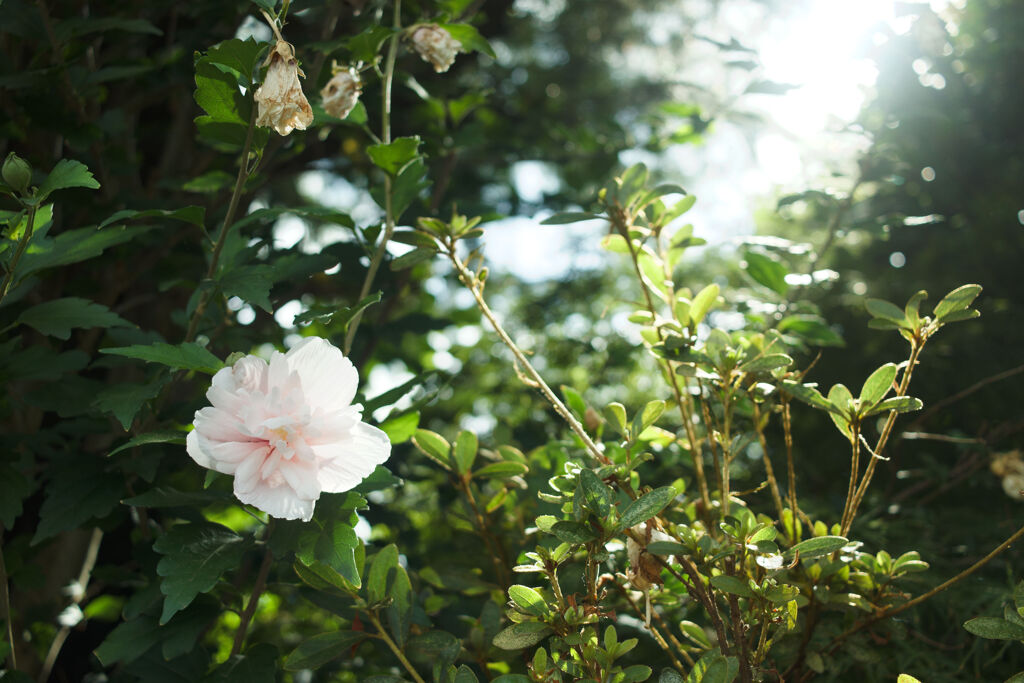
409,24 -> 462,73
254,40 -> 313,136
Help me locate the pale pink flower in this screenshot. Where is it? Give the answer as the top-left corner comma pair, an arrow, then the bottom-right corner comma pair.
186,337 -> 390,521
409,24 -> 462,73
320,68 -> 361,119
254,40 -> 313,136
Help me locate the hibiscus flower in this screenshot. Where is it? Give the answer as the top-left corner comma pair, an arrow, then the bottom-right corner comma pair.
186,337 -> 390,521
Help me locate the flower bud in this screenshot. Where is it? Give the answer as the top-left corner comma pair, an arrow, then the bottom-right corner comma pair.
254,40 -> 313,136
2,152 -> 32,194
409,24 -> 462,73
320,68 -> 361,120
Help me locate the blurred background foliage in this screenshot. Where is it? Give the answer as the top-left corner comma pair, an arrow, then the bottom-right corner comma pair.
0,0 -> 1021,680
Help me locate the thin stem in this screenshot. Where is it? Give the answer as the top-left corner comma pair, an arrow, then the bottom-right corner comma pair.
0,204 -> 37,305
781,399 -> 798,520
457,475 -> 511,590
343,0 -> 402,355
910,361 -> 1024,428
368,610 -> 427,683
751,403 -> 786,522
829,523 -> 1024,649
185,97 -> 259,343
840,427 -> 861,532
0,524 -> 15,671
230,545 -> 273,657
613,580 -> 693,670
445,248 -> 608,464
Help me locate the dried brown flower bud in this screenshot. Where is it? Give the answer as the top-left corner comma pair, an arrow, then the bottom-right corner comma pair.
254,40 -> 313,136
320,68 -> 361,120
409,24 -> 462,73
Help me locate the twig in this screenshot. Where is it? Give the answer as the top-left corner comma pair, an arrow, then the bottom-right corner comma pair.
910,362 -> 1024,428
368,610 -> 427,683
613,579 -> 693,670
0,524 -> 16,671
901,432 -> 986,445
752,403 -> 786,522
230,545 -> 274,657
343,0 -> 402,355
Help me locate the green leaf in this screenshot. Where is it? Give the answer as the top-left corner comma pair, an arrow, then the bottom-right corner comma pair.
368,136 -> 421,176
709,574 -> 754,598
0,464 -> 32,528
412,429 -> 451,469
777,315 -> 844,347
218,264 -> 273,313
897,675 -> 923,683
865,298 -> 907,325
284,630 -> 364,671
740,353 -> 793,373
438,23 -> 496,58
37,159 -> 100,200
684,652 -> 731,683
366,544 -> 399,605
474,461 -> 529,479
551,520 -> 598,544
904,290 -> 928,326
780,381 -> 832,411
107,430 -> 188,457
316,521 -> 361,588
379,412 -> 419,445
508,585 -> 548,617
17,225 -> 151,281
619,487 -> 676,529
202,643 -> 277,683
637,399 -> 666,433
194,59 -> 247,126
659,668 -> 685,683
540,212 -> 605,225
93,379 -> 166,430
154,523 -> 250,623
33,458 -> 124,544
646,541 -> 687,556
963,616 -> 1024,640
783,535 -> 848,561
492,621 -> 552,650
205,37 -> 264,83
455,665 -> 481,683
355,465 -> 403,494
933,284 -> 982,320
17,297 -> 132,340
744,251 -> 788,295
578,468 -> 613,517
122,486 -> 231,508
678,621 -> 712,649
690,284 -> 719,326
98,205 -> 206,229
605,402 -> 629,438
94,614 -> 162,666
100,342 -> 223,374
560,385 -> 587,419
347,25 -> 395,63
827,383 -> 854,415
935,308 -> 980,323
389,247 -> 436,271
859,363 -> 897,407
867,396 -> 922,416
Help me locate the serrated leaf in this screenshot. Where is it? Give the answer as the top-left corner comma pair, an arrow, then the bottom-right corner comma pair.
492,621 -> 552,650
17,297 -> 132,340
33,458 -> 124,544
865,298 -> 907,324
202,643 -> 277,682
205,37 -> 264,83
934,284 -> 982,319
367,544 -> 399,605
100,342 -> 223,374
194,59 -> 247,126
619,487 -> 676,529
508,585 -> 548,617
368,136 -> 421,176
94,614 -> 161,666
284,630 -> 364,671
153,523 -> 249,623
859,363 -> 897,407
783,535 -> 848,561
474,461 -> 528,479
93,379 -> 166,430
37,159 -> 100,200
316,521 -> 361,588
17,225 -> 151,281
744,251 -> 788,295
438,23 -> 495,58
218,264 -> 273,312
0,463 -> 31,528
540,212 -> 605,225
347,25 -> 395,63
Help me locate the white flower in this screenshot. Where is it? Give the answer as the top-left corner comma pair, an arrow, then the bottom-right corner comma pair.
409,24 -> 462,73
186,337 -> 391,521
626,522 -> 671,590
254,40 -> 313,136
321,68 -> 361,120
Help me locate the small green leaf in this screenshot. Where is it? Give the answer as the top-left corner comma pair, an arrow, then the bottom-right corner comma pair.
744,251 -> 788,295
18,297 -> 132,340
379,412 -> 419,444
540,212 -> 605,225
936,308 -> 980,324
453,430 -> 478,475
865,298 -> 907,325
867,396 -> 922,415
368,136 -> 421,176
0,464 -> 32,528
366,544 -> 399,605
474,461 -> 528,479
897,675 -> 923,683
859,363 -> 897,407
678,621 -> 711,649
689,284 -> 719,326
578,469 -> 613,517
933,284 -> 982,320
153,523 -> 250,623
284,630 -> 364,671
412,429 -> 451,469
646,541 -> 687,556
492,622 -> 552,650
347,25 -> 396,63
780,381 -> 832,411
783,535 -> 848,561
605,402 -> 629,438
709,574 -> 754,598
37,159 -> 100,200
203,643 -> 277,682
389,247 -> 436,271
93,379 -> 167,430
827,383 -> 854,415
777,314 -> 844,347
100,342 -> 223,374
508,585 -> 548,617
438,23 -> 496,58
904,290 -> 928,326
740,353 -> 793,374
637,400 -> 666,432
963,616 -> 1024,640
619,487 -> 676,529
551,520 -> 598,544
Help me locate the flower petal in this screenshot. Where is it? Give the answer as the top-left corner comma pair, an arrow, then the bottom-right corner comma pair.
235,479 -> 316,522
285,337 -> 359,411
313,422 -> 391,493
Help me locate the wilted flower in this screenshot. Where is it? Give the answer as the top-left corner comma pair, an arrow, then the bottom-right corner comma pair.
626,522 -> 671,591
321,68 -> 361,120
254,40 -> 313,136
186,337 -> 391,521
409,24 -> 462,73
991,450 -> 1024,501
